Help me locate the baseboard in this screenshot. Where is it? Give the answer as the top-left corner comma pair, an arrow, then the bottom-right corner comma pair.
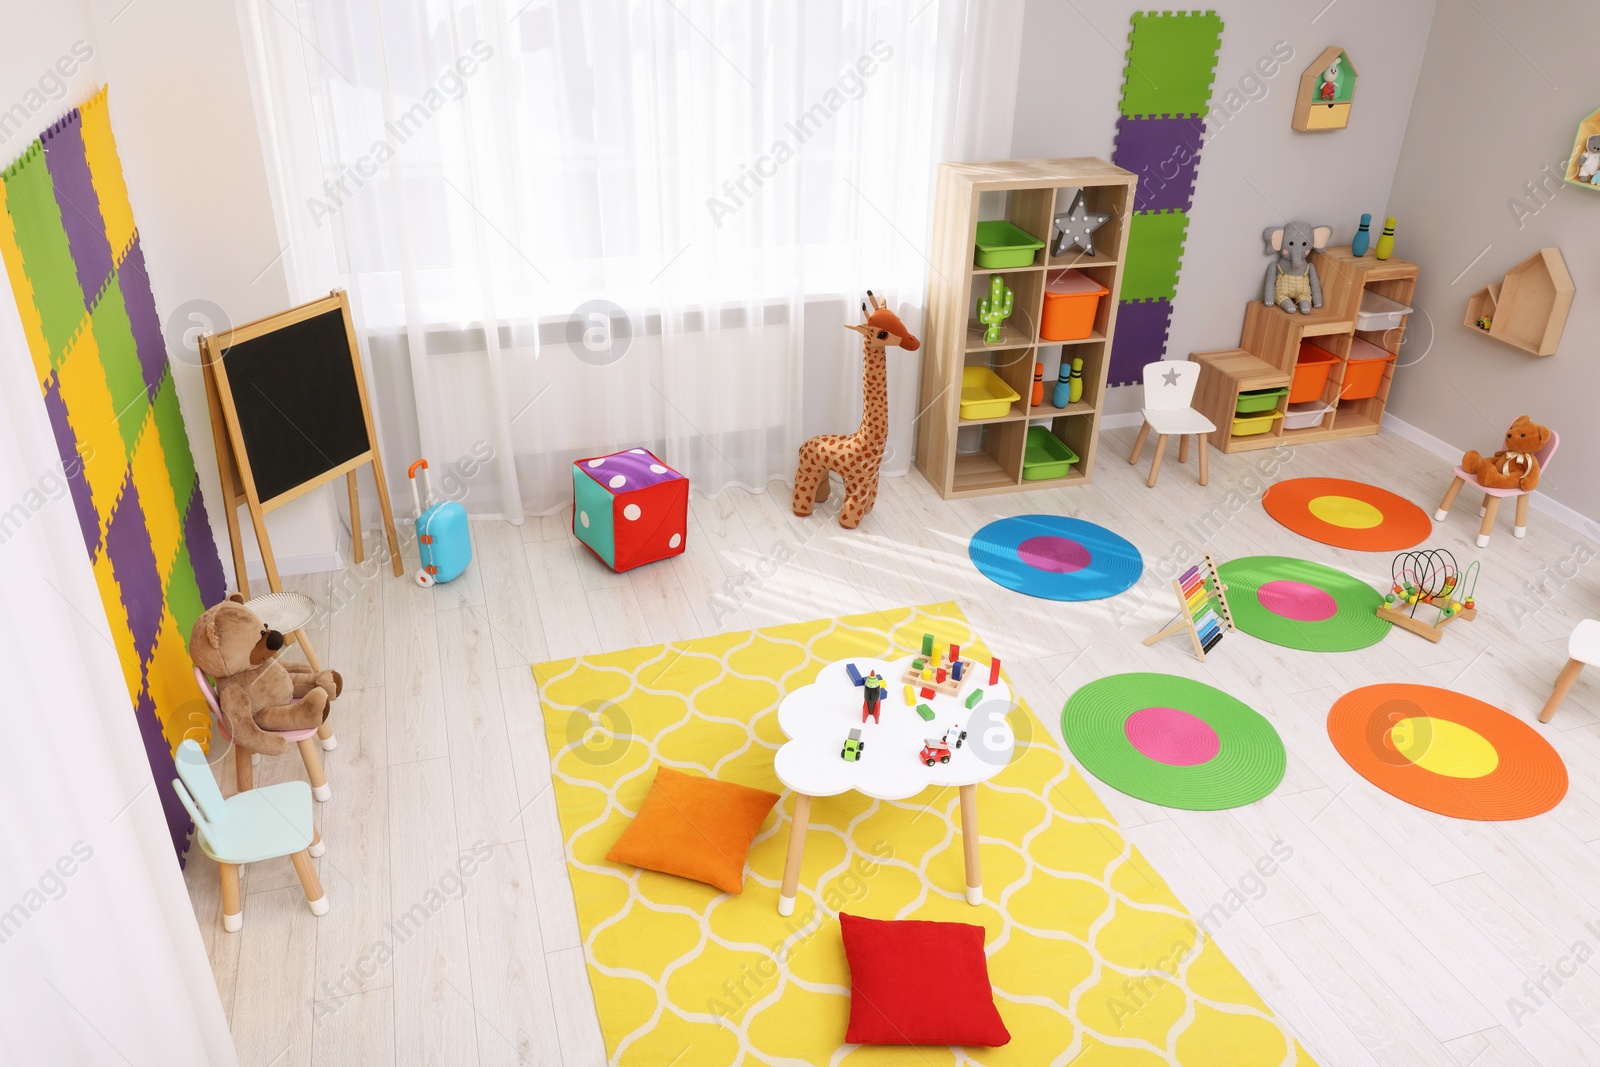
1099,411 -> 1145,430
1382,413 -> 1600,542
244,551 -> 345,581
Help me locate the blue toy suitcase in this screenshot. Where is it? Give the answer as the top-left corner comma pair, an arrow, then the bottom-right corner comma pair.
408,459 -> 472,587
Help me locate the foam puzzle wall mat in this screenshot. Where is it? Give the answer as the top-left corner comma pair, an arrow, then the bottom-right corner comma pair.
533,603 -> 1317,1064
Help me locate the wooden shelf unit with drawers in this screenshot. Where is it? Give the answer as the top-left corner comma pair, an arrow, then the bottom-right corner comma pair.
914,158 -> 1137,498
1191,246 -> 1418,454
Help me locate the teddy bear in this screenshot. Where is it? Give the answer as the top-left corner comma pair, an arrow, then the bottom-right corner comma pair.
1460,415 -> 1551,492
188,594 -> 342,757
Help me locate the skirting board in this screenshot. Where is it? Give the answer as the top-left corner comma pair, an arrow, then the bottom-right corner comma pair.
1093,410 -> 1599,540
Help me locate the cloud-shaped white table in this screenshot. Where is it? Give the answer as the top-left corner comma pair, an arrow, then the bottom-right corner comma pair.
773,655 -> 1015,914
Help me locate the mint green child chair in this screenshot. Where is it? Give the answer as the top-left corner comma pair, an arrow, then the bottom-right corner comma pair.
172,739 -> 328,932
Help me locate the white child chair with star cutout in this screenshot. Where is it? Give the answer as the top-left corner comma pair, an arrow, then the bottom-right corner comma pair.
1128,360 -> 1215,488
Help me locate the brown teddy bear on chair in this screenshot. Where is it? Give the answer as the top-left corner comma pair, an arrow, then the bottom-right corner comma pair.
1461,415 -> 1550,491
188,595 -> 342,757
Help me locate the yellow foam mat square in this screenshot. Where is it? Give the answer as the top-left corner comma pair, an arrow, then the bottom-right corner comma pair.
534,603 -> 1317,1065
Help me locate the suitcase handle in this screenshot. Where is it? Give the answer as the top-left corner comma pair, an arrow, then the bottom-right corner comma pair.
407,459 -> 432,517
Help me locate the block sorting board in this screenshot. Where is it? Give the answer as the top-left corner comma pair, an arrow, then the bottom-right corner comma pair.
1143,553 -> 1234,661
902,659 -> 975,698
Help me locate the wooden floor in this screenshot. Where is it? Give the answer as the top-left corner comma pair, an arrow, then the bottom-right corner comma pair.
187,424 -> 1600,1067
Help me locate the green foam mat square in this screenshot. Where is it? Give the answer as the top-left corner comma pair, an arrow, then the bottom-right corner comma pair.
1119,210 -> 1189,301
2,147 -> 87,368
90,274 -> 149,455
1119,11 -> 1225,119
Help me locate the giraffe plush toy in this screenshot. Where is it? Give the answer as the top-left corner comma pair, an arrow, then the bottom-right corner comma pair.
792,291 -> 920,529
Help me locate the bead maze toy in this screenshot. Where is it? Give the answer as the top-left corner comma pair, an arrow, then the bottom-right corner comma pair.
1143,553 -> 1234,661
1376,549 -> 1479,642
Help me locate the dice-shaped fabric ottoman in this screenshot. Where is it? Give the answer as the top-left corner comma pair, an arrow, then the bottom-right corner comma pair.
572,448 -> 688,571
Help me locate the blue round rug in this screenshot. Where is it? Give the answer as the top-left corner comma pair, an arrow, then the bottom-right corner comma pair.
968,515 -> 1143,601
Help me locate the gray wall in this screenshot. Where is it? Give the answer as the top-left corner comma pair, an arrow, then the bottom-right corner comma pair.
1010,0 -> 1438,415
1385,0 -> 1597,521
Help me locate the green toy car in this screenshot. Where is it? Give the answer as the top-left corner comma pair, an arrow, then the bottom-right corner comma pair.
841,728 -> 865,762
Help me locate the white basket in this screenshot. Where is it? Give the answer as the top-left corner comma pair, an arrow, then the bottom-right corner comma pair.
1355,290 -> 1412,331
1283,400 -> 1333,430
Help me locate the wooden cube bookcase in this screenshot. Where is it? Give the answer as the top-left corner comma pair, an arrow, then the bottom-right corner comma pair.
1191,246 -> 1417,453
914,158 -> 1136,498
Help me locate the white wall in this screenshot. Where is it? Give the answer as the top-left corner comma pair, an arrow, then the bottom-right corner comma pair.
1384,0 -> 1598,522
1009,0 -> 1438,416
0,1 -> 344,587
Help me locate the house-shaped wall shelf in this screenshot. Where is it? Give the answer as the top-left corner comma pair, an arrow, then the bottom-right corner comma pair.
1564,107 -> 1600,191
1463,247 -> 1574,357
1292,47 -> 1356,131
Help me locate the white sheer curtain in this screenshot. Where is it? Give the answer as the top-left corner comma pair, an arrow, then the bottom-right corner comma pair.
0,270 -> 235,1063
239,0 -> 1024,520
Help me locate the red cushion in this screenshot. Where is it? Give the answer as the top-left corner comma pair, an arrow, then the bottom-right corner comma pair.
840,912 -> 1010,1047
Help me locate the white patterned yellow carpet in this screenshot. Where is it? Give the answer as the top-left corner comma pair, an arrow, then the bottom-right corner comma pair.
534,603 -> 1317,1066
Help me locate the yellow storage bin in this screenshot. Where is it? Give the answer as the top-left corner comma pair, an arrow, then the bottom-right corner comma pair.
959,366 -> 1021,420
1231,410 -> 1283,437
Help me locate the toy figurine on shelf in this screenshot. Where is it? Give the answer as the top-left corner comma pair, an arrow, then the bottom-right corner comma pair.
977,275 -> 1014,343
1261,220 -> 1331,314
1578,134 -> 1600,185
1351,213 -> 1372,257
1320,56 -> 1341,101
1475,315 -> 1492,331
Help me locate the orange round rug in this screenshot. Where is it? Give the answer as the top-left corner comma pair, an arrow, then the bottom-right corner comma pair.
1263,478 -> 1431,551
1328,684 -> 1567,820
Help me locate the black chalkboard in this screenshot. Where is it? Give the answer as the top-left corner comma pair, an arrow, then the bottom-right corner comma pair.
219,308 -> 370,504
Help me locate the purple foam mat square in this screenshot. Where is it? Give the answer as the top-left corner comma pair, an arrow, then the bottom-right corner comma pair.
1108,299 -> 1174,387
41,110 -> 115,305
42,373 -> 100,557
117,238 -> 171,400
182,483 -> 228,605
104,473 -> 166,664
577,448 -> 683,494
1113,115 -> 1206,213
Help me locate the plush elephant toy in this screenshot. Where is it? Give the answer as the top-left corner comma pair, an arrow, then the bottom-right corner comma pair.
1262,221 -> 1332,314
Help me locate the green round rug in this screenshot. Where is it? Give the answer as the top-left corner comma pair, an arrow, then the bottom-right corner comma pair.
1061,673 -> 1286,810
1218,555 -> 1390,652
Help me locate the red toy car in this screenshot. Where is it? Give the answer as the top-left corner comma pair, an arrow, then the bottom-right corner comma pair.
920,737 -> 952,766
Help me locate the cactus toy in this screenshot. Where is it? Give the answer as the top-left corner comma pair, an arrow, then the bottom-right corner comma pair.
976,275 -> 1014,344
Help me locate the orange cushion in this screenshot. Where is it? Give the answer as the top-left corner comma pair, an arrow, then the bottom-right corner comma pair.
605,766 -> 780,894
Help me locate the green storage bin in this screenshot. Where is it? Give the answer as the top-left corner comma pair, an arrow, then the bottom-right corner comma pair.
974,220 -> 1046,269
1234,387 -> 1288,414
1023,426 -> 1079,480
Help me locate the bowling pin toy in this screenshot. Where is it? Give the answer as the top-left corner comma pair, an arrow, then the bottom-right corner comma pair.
1052,367 -> 1072,408
1374,216 -> 1396,261
1068,357 -> 1083,403
1031,363 -> 1044,406
1351,213 -> 1372,257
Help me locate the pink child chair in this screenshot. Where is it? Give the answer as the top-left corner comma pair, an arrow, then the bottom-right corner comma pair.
1435,431 -> 1559,547
194,666 -> 333,801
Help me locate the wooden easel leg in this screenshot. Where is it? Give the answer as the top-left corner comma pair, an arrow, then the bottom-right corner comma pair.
1147,435 -> 1168,488
778,794 -> 811,916
1540,658 -> 1585,723
366,460 -> 404,577
223,502 -> 250,600
1128,421 -> 1150,464
1197,435 -> 1209,486
346,471 -> 364,564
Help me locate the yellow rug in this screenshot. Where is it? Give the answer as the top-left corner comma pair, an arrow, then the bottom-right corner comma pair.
534,603 -> 1317,1066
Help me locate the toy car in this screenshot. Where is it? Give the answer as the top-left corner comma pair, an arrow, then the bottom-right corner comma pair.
920,737 -> 951,766
945,725 -> 967,749
841,729 -> 865,762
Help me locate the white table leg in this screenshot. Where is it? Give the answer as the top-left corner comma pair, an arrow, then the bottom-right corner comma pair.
778,794 -> 811,916
959,784 -> 982,905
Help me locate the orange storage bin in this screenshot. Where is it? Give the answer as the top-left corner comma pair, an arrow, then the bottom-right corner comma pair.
1342,338 -> 1395,400
1040,269 -> 1107,341
1289,343 -> 1340,403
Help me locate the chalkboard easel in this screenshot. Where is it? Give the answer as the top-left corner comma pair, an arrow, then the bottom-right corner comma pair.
199,290 -> 403,612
